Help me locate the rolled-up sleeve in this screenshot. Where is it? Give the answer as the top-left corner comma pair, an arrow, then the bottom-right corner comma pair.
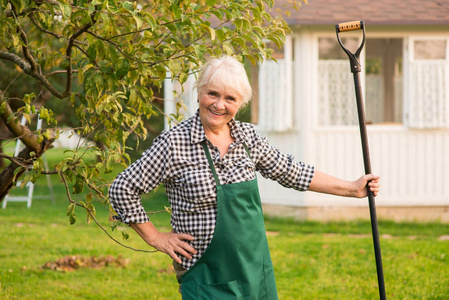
108,132 -> 170,224
252,133 -> 314,191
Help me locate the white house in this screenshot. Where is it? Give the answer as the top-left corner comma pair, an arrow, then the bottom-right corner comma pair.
165,0 -> 449,222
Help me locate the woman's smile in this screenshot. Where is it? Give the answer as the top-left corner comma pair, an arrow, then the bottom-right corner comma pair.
209,109 -> 226,116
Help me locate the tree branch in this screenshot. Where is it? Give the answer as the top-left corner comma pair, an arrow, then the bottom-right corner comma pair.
59,171 -> 157,254
0,51 -> 31,72
46,69 -> 79,78
5,8 -> 37,18
0,51 -> 69,98
28,12 -> 65,40
0,152 -> 32,167
64,11 -> 97,97
0,97 -> 41,153
86,30 -> 152,65
10,8 -> 39,73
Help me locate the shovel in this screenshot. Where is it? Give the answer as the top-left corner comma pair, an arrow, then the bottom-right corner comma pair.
335,20 -> 386,300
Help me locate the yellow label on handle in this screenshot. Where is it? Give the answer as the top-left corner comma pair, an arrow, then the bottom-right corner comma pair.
336,21 -> 363,32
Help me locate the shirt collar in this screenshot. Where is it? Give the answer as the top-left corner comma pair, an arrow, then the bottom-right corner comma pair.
190,110 -> 206,144
190,109 -> 246,145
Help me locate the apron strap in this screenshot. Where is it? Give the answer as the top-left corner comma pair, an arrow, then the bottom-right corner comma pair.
200,140 -> 253,187
201,141 -> 220,186
242,143 -> 252,160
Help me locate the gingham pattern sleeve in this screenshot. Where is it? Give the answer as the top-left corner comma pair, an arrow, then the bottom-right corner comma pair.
240,123 -> 315,191
108,131 -> 171,224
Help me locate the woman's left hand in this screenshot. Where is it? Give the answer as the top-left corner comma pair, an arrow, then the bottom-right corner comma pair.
353,174 -> 380,198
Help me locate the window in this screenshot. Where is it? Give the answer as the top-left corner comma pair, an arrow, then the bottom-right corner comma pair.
257,36 -> 294,131
414,40 -> 447,60
317,37 -> 404,126
318,37 -> 358,126
407,38 -> 449,129
365,38 -> 403,124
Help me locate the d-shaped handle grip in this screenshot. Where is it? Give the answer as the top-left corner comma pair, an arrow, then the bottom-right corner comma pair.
336,20 -> 364,32
335,20 -> 366,73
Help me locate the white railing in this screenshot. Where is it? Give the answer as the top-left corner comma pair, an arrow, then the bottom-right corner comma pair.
306,125 -> 449,206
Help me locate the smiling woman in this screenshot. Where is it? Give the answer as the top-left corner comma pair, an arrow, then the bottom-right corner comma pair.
108,55 -> 380,299
195,57 -> 254,156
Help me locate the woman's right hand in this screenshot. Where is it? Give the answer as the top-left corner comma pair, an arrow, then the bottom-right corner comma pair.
150,231 -> 197,264
130,221 -> 197,264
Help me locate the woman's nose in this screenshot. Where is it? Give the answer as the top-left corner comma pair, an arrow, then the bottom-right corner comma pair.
213,98 -> 225,109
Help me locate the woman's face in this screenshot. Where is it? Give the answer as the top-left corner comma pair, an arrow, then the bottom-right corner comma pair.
198,86 -> 243,133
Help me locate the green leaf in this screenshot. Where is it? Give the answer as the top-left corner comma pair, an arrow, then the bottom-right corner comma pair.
86,212 -> 93,224
116,59 -> 130,78
69,212 -> 77,225
201,24 -> 215,41
87,204 -> 95,215
58,3 -> 71,19
20,174 -> 31,189
10,0 -> 22,13
222,42 -> 233,55
209,9 -> 223,20
87,44 -> 97,62
42,129 -> 52,140
105,155 -> 114,173
0,101 -> 6,114
122,1 -> 134,12
73,175 -> 84,194
127,88 -> 139,110
86,193 -> 93,204
94,73 -> 104,95
23,93 -> 36,104
170,4 -> 182,19
132,13 -> 143,30
71,93 -> 76,106
215,28 -> 226,42
144,13 -> 157,31
11,34 -> 20,47
67,203 -> 76,216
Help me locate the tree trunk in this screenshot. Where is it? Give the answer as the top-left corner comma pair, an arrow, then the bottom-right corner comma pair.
0,140 -> 53,202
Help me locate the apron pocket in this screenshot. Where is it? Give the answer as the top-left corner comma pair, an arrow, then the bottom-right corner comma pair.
197,280 -> 248,300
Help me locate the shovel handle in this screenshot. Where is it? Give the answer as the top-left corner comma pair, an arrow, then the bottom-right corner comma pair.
335,20 -> 365,73
336,20 -> 364,32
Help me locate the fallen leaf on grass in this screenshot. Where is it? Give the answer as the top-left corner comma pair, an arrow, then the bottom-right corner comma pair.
158,265 -> 175,275
42,255 -> 129,272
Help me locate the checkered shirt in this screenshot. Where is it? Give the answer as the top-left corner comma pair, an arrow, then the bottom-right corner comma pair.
109,110 -> 315,269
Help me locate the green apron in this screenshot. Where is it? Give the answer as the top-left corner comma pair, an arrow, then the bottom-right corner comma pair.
179,141 -> 278,300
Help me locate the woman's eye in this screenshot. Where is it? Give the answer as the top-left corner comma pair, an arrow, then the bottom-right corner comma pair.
227,97 -> 236,102
208,92 -> 218,97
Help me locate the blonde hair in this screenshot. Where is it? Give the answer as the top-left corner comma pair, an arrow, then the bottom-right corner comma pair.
196,56 -> 252,106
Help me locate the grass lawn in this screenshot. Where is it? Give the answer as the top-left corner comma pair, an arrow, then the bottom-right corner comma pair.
1,148 -> 449,299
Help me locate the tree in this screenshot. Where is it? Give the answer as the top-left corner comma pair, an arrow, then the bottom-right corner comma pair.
0,0 -> 296,243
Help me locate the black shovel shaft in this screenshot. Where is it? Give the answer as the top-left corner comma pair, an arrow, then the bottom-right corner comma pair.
336,20 -> 386,300
353,72 -> 386,300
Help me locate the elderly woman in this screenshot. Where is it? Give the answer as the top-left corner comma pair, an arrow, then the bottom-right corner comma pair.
109,56 -> 380,299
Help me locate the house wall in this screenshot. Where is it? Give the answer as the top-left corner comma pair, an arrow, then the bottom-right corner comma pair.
259,127 -> 449,206
257,27 -> 449,222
